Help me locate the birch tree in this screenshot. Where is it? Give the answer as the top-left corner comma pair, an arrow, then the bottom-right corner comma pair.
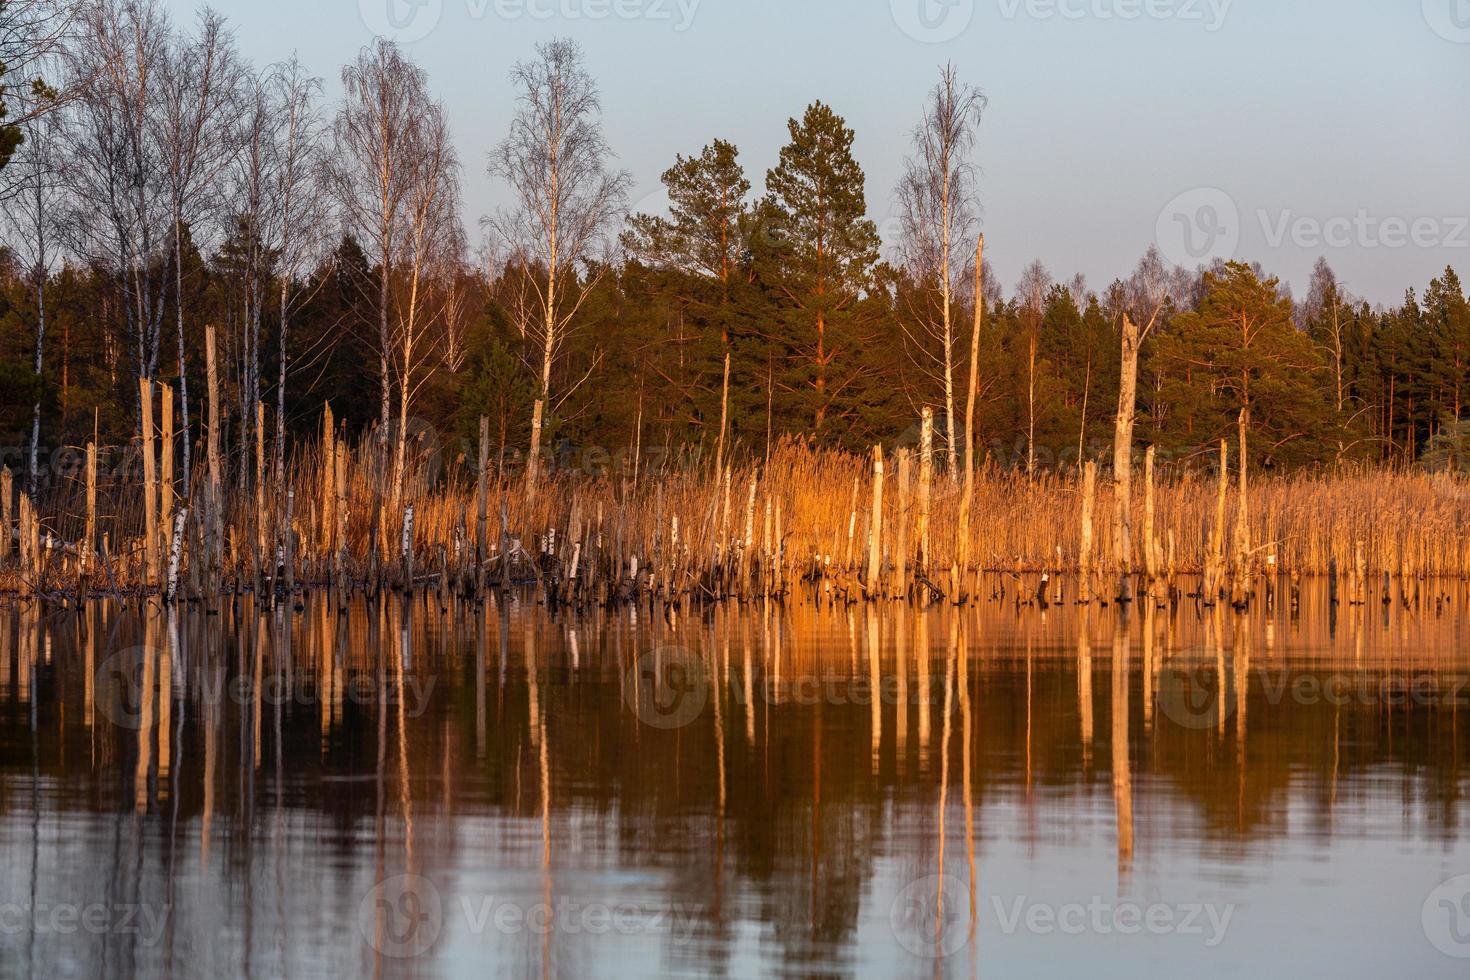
62,0 -> 173,412
327,38 -> 432,444
0,0 -> 74,179
266,56 -> 327,477
1016,260 -> 1052,476
488,37 -> 629,493
895,64 -> 985,474
155,9 -> 242,485
388,95 -> 460,503
2,79 -> 61,494
225,66 -> 275,473
1109,246 -> 1182,599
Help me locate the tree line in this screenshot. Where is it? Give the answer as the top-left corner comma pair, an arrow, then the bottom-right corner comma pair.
1,0 -> 1467,500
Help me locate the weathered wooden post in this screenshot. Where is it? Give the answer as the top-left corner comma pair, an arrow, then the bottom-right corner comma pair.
477,416 -> 489,597
896,449 -> 912,598
1112,313 -> 1140,603
401,504 -> 415,591
321,403 -> 335,556
1079,460 -> 1097,604
283,489 -> 296,598
335,442 -> 348,591
255,401 -> 267,587
206,325 -> 223,598
918,407 -> 934,574
867,445 -> 885,596
165,508 -> 188,604
1206,440 -> 1229,602
26,494 -> 41,584
0,466 -> 11,564
1230,408 -> 1251,608
18,492 -> 32,580
1144,446 -> 1160,600
159,383 -> 174,568
140,377 -> 160,587
84,444 -> 97,580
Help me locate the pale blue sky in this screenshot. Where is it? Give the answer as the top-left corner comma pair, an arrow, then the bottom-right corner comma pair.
184,0 -> 1469,305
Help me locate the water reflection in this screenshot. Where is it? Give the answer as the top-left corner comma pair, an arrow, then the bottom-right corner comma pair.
0,584 -> 1468,978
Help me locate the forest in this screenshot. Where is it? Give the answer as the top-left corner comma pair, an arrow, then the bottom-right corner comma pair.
2,0 -> 1468,504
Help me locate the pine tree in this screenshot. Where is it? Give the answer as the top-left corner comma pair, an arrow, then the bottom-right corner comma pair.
765,101 -> 879,437
1152,261 -> 1331,467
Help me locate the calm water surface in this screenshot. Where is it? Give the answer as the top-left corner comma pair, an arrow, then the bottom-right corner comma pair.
2,586 -> 1469,978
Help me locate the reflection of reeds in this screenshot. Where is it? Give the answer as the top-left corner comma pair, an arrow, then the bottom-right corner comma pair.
7,423 -> 1470,598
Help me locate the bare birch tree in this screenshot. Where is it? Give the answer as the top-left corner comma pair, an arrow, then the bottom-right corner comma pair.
2,79 -> 62,494
895,63 -> 985,475
1016,260 -> 1052,476
388,96 -> 460,503
266,56 -> 327,477
155,9 -> 242,485
488,37 -> 629,494
0,0 -> 76,177
1109,245 -> 1184,599
437,229 -> 474,374
62,0 -> 173,413
326,38 -> 432,444
225,65 -> 276,475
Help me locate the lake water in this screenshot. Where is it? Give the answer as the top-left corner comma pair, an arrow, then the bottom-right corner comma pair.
2,586 -> 1469,978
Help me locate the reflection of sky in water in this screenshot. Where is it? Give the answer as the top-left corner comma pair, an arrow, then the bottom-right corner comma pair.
0,590 -> 1467,977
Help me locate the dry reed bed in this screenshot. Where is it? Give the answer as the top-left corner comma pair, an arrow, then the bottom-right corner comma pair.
4,428 -> 1470,596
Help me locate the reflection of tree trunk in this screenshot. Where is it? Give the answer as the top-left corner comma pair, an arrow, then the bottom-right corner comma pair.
960,620 -> 978,957
1078,609 -> 1093,771
935,614 -> 958,948
1232,405 -> 1250,605
1111,619 -> 1133,876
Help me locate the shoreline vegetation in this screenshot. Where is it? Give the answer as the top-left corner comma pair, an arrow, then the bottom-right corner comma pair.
3,350 -> 1467,610
4,16 -> 1469,613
